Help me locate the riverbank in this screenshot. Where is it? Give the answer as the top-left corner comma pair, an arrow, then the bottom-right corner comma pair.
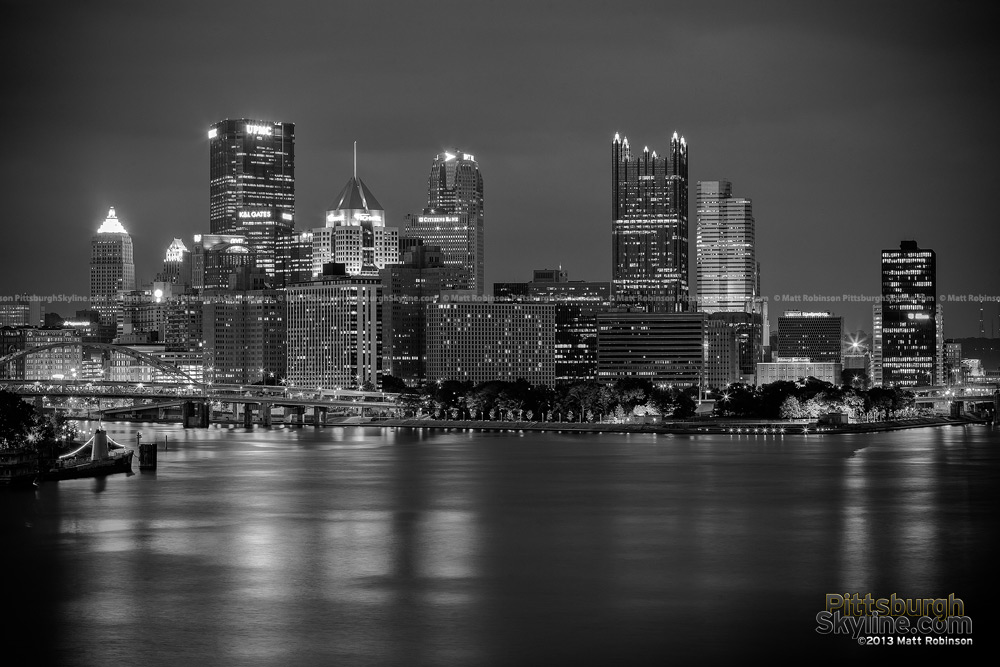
362,415 -> 986,435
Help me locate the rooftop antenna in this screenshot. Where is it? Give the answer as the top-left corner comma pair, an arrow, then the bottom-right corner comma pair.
354,141 -> 357,179
980,301 -> 985,336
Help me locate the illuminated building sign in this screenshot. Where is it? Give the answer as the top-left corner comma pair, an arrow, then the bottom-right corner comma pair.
239,210 -> 272,219
281,212 -> 293,222
208,128 -> 218,139
418,216 -> 460,223
246,124 -> 274,136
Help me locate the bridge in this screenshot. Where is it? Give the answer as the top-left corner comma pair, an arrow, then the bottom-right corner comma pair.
0,341 -> 402,426
0,380 -> 402,427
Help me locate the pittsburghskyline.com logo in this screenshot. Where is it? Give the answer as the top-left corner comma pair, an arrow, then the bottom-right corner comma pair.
815,593 -> 973,646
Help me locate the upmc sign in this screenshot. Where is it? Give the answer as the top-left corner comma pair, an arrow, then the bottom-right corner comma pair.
246,124 -> 273,136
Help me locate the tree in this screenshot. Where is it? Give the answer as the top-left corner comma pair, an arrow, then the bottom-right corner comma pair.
381,375 -> 408,394
779,396 -> 805,419
0,390 -> 38,449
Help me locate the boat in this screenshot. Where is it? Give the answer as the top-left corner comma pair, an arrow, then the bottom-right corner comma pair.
41,429 -> 134,481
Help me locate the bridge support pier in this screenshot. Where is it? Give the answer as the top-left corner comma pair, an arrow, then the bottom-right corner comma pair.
260,403 -> 272,427
182,400 -> 210,428
243,403 -> 255,428
314,406 -> 327,427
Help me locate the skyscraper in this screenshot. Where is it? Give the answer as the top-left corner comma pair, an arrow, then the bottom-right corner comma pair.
611,131 -> 689,312
696,180 -> 758,312
404,150 -> 485,295
313,174 -> 398,277
90,207 -> 136,334
208,119 -> 295,278
881,240 -> 937,386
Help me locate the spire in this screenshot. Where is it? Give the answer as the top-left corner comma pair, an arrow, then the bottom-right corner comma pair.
353,140 -> 357,179
613,132 -> 621,144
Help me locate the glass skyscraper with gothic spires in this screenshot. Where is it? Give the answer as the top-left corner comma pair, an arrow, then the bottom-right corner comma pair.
404,150 -> 485,295
611,131 -> 689,312
208,119 -> 295,278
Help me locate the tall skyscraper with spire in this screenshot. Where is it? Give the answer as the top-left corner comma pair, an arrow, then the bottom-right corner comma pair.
611,131 -> 689,312
404,149 -> 485,295
90,207 -> 136,333
208,118 -> 295,278
312,149 -> 399,277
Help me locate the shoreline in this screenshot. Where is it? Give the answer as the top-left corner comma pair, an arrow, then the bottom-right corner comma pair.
75,415 -> 991,436
357,415 -> 986,435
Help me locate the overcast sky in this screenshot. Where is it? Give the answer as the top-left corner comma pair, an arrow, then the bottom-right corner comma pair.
2,0 -> 997,337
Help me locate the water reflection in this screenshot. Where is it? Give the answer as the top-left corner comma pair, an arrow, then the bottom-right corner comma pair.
3,422 -> 995,664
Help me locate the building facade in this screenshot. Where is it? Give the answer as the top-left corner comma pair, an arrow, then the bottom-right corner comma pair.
286,272 -> 382,389
90,207 -> 136,334
24,328 -> 83,381
776,311 -> 843,364
313,176 -> 399,277
425,302 -> 555,386
756,359 -> 843,386
596,313 -> 737,389
191,234 -> 255,290
403,150 -> 485,295
202,289 -> 286,385
611,132 -> 689,312
696,180 -> 759,313
881,240 -> 937,386
380,243 -> 467,384
209,119 -> 295,277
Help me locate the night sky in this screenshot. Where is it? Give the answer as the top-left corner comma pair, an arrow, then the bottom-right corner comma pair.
2,1 -> 997,337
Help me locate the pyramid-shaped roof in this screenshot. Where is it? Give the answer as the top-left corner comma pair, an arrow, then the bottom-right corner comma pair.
330,176 -> 383,212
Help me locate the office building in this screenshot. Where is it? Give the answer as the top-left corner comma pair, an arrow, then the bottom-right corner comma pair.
944,341 -> 963,386
696,180 -> 759,313
275,230 -> 314,287
209,119 -> 295,277
404,150 -> 485,295
0,327 -> 27,379
202,286 -> 286,385
776,311 -> 843,364
0,301 -> 30,328
871,304 -> 883,386
90,207 -> 136,335
313,175 -> 399,277
881,240 -> 937,386
24,328 -> 83,381
425,302 -> 555,386
596,313 -> 737,389
611,131 -> 689,312
756,359 -> 843,386
155,238 -> 192,289
191,233 -> 255,290
494,270 -> 611,381
286,269 -> 382,389
381,243 -> 467,384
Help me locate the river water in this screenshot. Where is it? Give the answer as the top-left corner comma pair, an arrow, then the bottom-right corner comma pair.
2,423 -> 997,664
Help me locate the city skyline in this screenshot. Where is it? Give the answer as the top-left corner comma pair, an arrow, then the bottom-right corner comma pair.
1,2 -> 998,337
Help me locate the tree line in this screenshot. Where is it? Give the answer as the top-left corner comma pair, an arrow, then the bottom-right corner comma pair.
382,375 -> 917,422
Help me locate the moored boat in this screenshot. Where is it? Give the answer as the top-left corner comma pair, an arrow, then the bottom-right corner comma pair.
41,429 -> 133,482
